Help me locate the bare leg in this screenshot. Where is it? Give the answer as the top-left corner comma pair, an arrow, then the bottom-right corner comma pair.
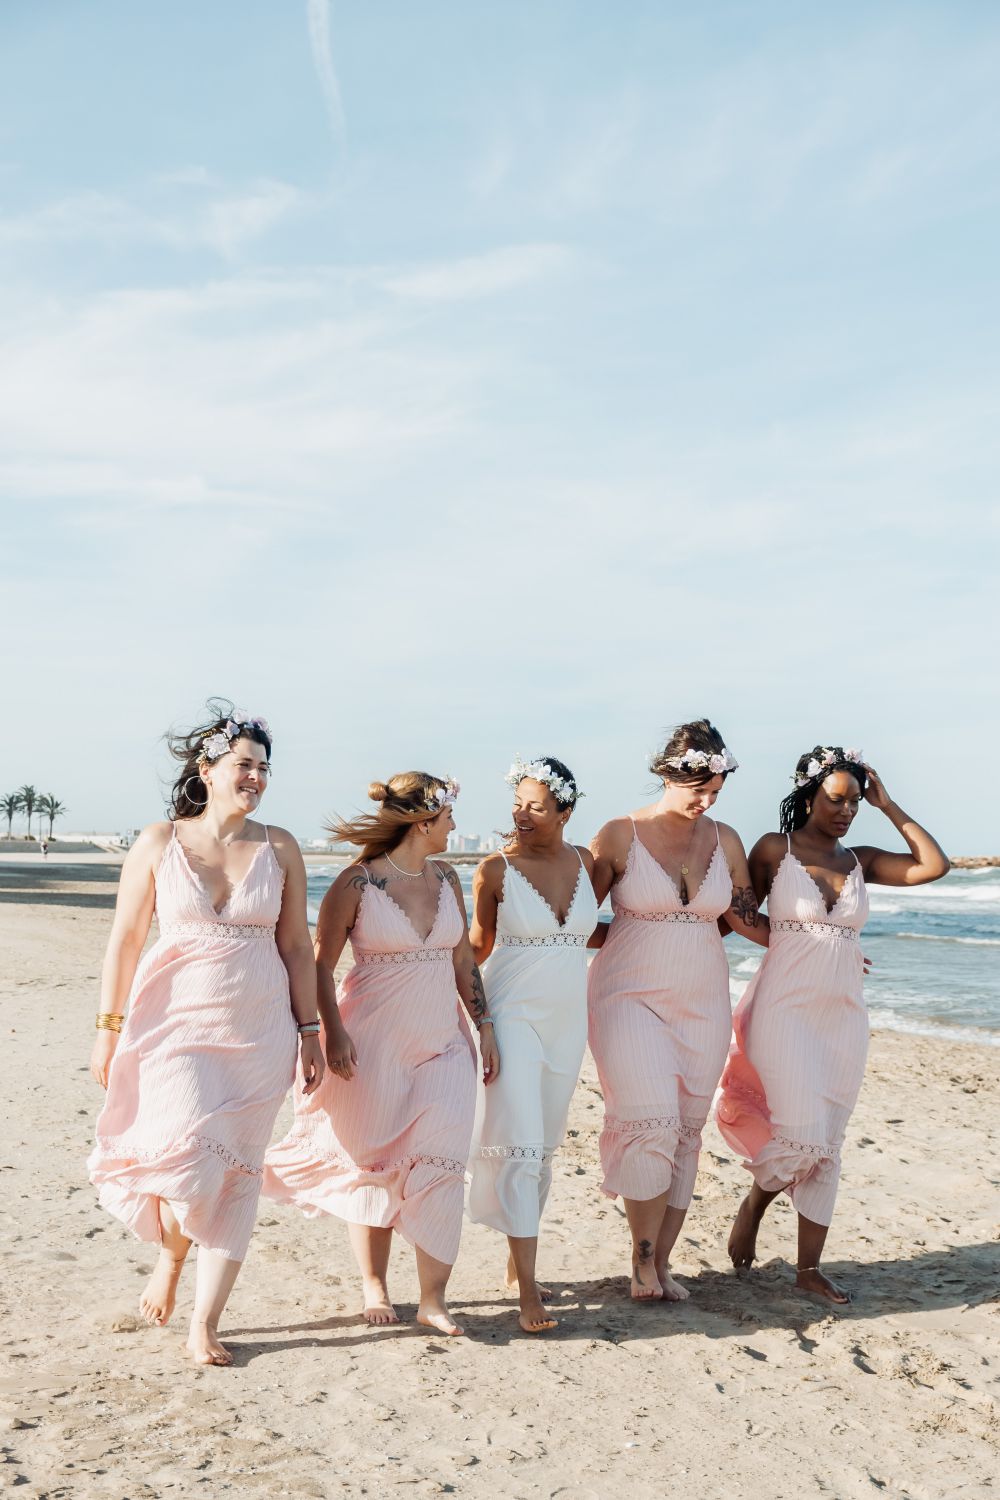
652,1204 -> 690,1302
348,1223 -> 398,1325
507,1235 -> 557,1333
415,1248 -> 464,1336
623,1193 -> 669,1300
796,1215 -> 850,1304
505,1252 -> 551,1300
186,1249 -> 242,1366
728,1183 -> 781,1269
140,1199 -> 192,1326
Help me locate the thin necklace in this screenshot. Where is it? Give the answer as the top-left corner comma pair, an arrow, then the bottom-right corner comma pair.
385,851 -> 426,879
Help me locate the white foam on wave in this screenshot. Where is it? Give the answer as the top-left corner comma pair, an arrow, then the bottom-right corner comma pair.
894,931 -> 1000,947
868,1006 -> 1000,1048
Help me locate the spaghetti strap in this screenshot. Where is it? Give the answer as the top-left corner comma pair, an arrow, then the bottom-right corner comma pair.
786,833 -> 792,852
715,820 -> 722,849
499,851 -> 510,867
573,844 -> 586,869
263,824 -> 271,845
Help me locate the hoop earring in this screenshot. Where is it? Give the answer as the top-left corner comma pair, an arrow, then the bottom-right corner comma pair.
183,775 -> 207,802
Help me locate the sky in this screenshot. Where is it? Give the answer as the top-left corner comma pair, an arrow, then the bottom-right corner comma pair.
2,1 -> 997,853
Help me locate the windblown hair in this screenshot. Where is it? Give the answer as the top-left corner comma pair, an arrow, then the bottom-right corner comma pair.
167,698 -> 273,821
501,754 -> 580,846
778,747 -> 868,834
650,718 -> 734,785
327,772 -> 452,861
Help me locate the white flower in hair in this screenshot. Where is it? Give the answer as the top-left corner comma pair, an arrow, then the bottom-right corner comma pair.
805,758 -> 824,778
504,755 -> 581,803
845,747 -> 864,763
202,731 -> 232,762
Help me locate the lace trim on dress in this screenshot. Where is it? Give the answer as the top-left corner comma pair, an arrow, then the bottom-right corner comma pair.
495,933 -> 588,948
477,1144 -> 554,1162
614,904 -> 715,924
95,1133 -> 262,1176
772,1133 -> 841,1163
603,1113 -> 703,1138
159,920 -> 275,941
355,947 -> 453,966
282,1132 -> 466,1178
771,919 -> 858,941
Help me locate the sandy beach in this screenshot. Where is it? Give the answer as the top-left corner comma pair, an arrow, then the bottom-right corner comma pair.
1,858 -> 997,1499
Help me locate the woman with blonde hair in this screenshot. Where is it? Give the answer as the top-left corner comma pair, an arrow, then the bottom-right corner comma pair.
264,772 -> 498,1337
89,702 -> 323,1366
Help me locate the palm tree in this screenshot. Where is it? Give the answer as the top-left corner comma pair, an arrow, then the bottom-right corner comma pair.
17,785 -> 38,839
1,792 -> 22,838
37,795 -> 68,838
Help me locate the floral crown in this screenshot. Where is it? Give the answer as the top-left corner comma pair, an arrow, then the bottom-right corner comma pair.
663,747 -> 739,776
793,746 -> 863,788
201,710 -> 272,763
421,777 -> 460,814
504,756 -> 581,805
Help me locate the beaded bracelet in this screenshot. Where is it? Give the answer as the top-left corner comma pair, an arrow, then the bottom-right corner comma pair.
297,1021 -> 321,1036
474,1018 -> 495,1031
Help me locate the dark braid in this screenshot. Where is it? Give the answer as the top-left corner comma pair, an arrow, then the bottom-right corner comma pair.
779,746 -> 868,833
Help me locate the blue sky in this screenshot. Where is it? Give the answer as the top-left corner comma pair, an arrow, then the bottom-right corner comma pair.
2,2 -> 997,853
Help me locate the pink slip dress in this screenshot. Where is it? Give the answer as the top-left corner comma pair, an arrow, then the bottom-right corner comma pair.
587,819 -> 733,1208
88,824 -> 298,1261
715,836 -> 869,1227
263,864 -> 476,1266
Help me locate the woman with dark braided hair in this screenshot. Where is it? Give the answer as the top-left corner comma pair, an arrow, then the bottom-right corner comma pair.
716,747 -> 948,1303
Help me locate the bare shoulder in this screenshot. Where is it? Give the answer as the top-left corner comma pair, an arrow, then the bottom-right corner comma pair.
713,820 -> 744,850
432,859 -> 463,889
259,824 -> 303,871
592,816 -> 633,853
474,852 -> 506,892
130,821 -> 174,862
573,844 -> 597,874
749,830 -> 786,863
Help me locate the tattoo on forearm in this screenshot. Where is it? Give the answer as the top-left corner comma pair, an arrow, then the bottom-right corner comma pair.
730,886 -> 760,927
468,964 -> 489,1023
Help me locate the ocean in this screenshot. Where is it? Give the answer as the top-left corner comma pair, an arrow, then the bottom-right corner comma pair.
306,862 -> 1000,1046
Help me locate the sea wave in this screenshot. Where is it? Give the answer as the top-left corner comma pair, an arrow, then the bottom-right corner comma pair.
868,1007 -> 1000,1048
892,931 -> 1000,948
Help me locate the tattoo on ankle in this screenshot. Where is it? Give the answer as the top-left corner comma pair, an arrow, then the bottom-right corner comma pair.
636,1238 -> 654,1263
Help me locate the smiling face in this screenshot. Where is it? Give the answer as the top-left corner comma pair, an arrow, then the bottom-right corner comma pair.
512,778 -> 569,842
807,770 -> 863,838
201,735 -> 271,816
424,803 -> 455,855
660,772 -> 725,819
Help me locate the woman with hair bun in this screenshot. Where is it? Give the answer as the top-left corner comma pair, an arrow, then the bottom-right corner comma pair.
717,748 -> 949,1303
468,756 -> 599,1334
88,701 -> 323,1366
588,719 -> 765,1302
264,772 -> 497,1337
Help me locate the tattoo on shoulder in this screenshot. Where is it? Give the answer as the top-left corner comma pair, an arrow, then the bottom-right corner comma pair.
730,885 -> 760,927
348,869 -> 387,893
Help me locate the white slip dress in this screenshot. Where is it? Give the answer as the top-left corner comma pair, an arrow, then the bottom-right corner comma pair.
467,847 -> 599,1238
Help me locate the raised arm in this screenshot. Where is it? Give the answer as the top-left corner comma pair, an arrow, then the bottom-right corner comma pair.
853,767 -> 950,887
438,863 -> 499,1086
718,824 -> 770,949
312,867 -> 365,1080
470,854 -> 504,966
89,822 -> 170,1087
271,828 -> 324,1096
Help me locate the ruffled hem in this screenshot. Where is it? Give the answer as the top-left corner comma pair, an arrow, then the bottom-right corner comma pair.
598,1114 -> 702,1202
88,1134 -> 265,1259
262,1135 -> 467,1262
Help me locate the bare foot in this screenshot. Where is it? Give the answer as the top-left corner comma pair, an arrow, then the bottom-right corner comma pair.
796,1267 -> 851,1305
361,1277 -> 399,1326
518,1289 -> 558,1334
186,1320 -> 233,1366
505,1254 -> 551,1299
654,1263 -> 690,1302
416,1298 -> 465,1336
728,1194 -> 763,1269
139,1249 -> 186,1326
631,1239 -> 662,1300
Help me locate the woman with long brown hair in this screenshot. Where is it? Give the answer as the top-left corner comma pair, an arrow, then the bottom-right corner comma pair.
88,701 -> 323,1366
264,772 -> 498,1337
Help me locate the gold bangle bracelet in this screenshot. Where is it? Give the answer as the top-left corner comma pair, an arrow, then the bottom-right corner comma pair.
96,1013 -> 124,1032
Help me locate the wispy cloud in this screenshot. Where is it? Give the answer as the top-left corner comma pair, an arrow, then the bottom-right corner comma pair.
382,244 -> 571,302
306,0 -> 346,147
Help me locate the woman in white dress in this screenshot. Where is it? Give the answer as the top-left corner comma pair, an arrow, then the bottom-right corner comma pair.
468,756 -> 599,1333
